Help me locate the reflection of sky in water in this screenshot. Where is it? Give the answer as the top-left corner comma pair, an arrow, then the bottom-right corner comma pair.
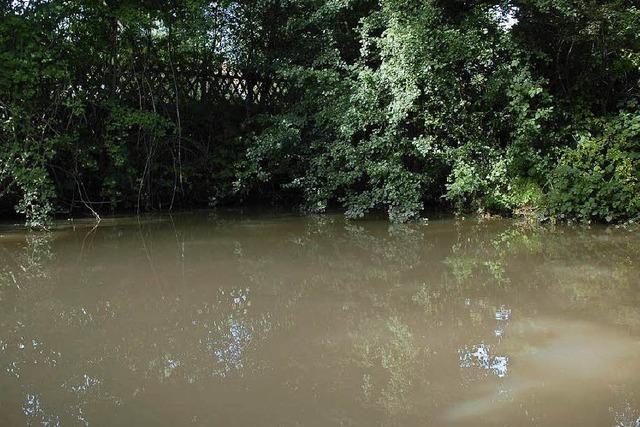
494,306 -> 511,338
459,343 -> 509,378
611,399 -> 640,427
23,393 -> 61,427
213,321 -> 252,373
205,287 -> 258,375
459,304 -> 511,378
196,287 -> 273,378
3,336 -> 60,379
495,306 -> 511,321
64,374 -> 101,426
165,359 -> 181,378
67,373 -> 100,394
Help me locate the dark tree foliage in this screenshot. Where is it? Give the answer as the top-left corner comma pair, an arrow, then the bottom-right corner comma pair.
1,0 -> 638,226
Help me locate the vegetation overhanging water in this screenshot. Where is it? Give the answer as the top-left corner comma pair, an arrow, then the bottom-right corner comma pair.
1,1 -> 639,227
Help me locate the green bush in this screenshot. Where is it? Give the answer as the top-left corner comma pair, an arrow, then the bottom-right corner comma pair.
1,0 -> 639,225
547,111 -> 640,222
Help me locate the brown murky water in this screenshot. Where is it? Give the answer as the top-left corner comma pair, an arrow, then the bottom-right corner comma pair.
1,212 -> 639,426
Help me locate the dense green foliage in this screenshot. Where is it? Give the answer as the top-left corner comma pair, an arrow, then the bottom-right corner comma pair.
1,0 -> 639,225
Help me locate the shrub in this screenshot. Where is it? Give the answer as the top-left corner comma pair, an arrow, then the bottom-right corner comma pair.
547,110 -> 640,222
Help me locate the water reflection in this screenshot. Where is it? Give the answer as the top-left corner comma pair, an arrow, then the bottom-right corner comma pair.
23,393 -> 61,427
612,400 -> 640,427
0,214 -> 639,425
459,343 -> 509,378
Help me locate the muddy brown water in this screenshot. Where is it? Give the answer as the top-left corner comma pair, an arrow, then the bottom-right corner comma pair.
1,212 -> 639,426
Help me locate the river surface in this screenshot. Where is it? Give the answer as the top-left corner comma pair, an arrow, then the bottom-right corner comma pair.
0,212 -> 639,426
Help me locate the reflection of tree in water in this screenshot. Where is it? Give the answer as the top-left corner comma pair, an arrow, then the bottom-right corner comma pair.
0,232 -> 53,291
611,396 -> 640,427
0,231 -> 109,426
352,316 -> 425,415
0,215 -> 639,425
0,222 -> 276,424
225,216 -> 640,424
